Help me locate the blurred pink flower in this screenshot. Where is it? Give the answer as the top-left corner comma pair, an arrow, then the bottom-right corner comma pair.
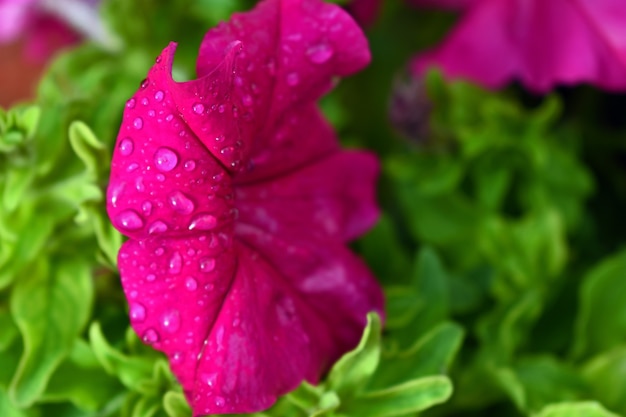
106,0 -> 383,415
411,0 -> 626,92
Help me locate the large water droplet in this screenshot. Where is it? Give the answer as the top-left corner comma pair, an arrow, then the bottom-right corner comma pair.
169,191 -> 195,214
141,97 -> 149,106
110,181 -> 125,208
133,117 -> 143,130
189,214 -> 217,230
169,251 -> 182,274
193,103 -> 205,114
286,72 -> 300,86
142,328 -> 159,344
140,78 -> 150,89
306,43 -> 334,64
148,220 -> 168,234
154,147 -> 179,172
126,98 -> 136,109
161,310 -> 181,333
199,257 -> 216,272
154,90 -> 164,102
129,303 -> 146,322
126,163 -> 139,172
116,210 -> 143,230
185,277 -> 198,291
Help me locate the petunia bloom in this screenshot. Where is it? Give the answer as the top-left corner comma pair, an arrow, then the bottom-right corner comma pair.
411,0 -> 626,92
106,0 -> 384,415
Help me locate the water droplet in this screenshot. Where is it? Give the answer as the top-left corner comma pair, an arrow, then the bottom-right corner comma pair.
161,310 -> 181,333
199,257 -> 216,272
218,104 -> 225,113
215,135 -> 225,142
126,98 -> 136,109
135,177 -> 145,192
212,172 -> 224,182
203,373 -> 218,387
169,251 -> 182,274
185,277 -> 198,291
126,163 -> 139,172
118,138 -> 134,156
233,318 -> 240,327
110,182 -> 125,207
184,160 -> 196,171
130,303 -> 146,322
142,328 -> 159,344
286,72 -> 300,86
154,147 -> 179,172
215,396 -> 225,407
154,90 -> 164,102
156,173 -> 165,182
116,210 -> 143,230
155,55 -> 162,64
133,117 -> 143,130
140,78 -> 150,89
146,273 -> 156,282
148,110 -> 155,117
220,146 -> 234,156
193,103 -> 205,114
171,351 -> 184,364
148,220 -> 168,234
189,214 -> 217,230
165,114 -> 174,122
141,97 -> 149,106
169,191 -> 195,214
306,43 -> 334,64
154,247 -> 164,256
142,201 -> 153,216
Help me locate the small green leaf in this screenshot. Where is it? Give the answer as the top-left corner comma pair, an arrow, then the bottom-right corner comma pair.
342,376 -> 452,417
68,120 -> 107,178
583,346 -> 626,415
0,389 -> 31,417
89,323 -> 154,390
163,391 -> 191,417
327,313 -> 381,397
9,258 -> 93,406
535,402 -> 620,417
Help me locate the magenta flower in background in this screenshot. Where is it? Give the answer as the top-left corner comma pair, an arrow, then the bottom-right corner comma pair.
106,0 -> 384,414
411,0 -> 626,92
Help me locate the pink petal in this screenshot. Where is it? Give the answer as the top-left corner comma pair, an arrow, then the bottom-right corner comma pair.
107,0 -> 381,414
235,150 -> 380,242
411,0 -> 626,92
0,0 -> 35,41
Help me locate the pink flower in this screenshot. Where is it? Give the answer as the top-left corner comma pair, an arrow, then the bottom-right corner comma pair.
106,0 -> 384,415
411,0 -> 626,92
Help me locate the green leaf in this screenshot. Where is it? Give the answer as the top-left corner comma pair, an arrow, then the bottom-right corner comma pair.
41,340 -> 122,411
0,389 -> 32,417
163,391 -> 191,417
372,322 -> 464,389
341,376 -> 452,417
327,313 -> 381,397
9,258 -> 93,406
89,323 -> 154,390
574,249 -> 626,358
535,402 -> 620,417
68,121 -> 107,179
583,346 -> 626,415
2,168 -> 35,212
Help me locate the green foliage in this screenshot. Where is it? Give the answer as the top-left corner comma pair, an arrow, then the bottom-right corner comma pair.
2,0 -> 626,416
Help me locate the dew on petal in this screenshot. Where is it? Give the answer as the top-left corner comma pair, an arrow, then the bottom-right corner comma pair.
119,138 -> 134,156
185,277 -> 198,291
126,98 -> 136,108
199,257 -> 216,272
142,201 -> 153,216
171,351 -> 184,364
215,396 -> 225,407
129,303 -> 146,322
116,210 -> 143,230
141,97 -> 149,106
148,220 -> 168,234
154,90 -> 164,102
126,163 -> 139,172
140,78 -> 150,89
169,251 -> 182,274
110,181 -> 125,208
184,160 -> 196,171
146,273 -> 156,282
189,213 -> 217,230
142,328 -> 159,344
133,117 -> 143,130
161,309 -> 181,333
154,147 -> 179,172
169,191 -> 195,214
135,177 -> 145,192
156,173 -> 166,182
193,103 -> 205,114
306,43 -> 334,64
